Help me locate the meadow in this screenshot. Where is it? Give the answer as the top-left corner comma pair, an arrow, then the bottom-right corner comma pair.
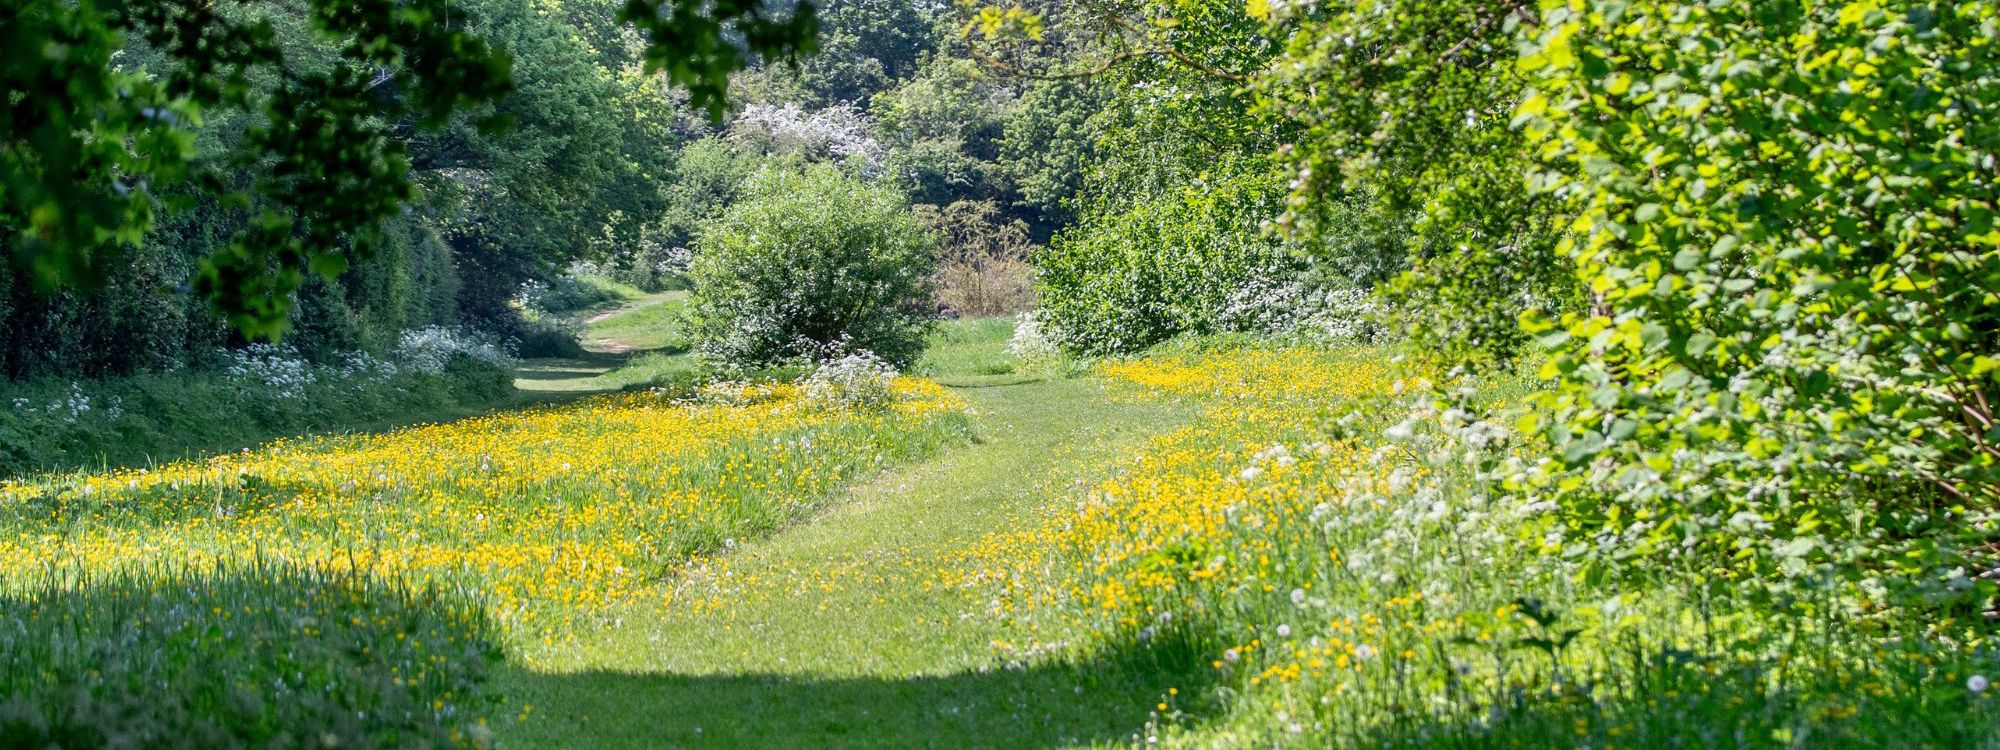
10,0 -> 1993,745
0,335 -> 971,745
5,315 -> 1992,748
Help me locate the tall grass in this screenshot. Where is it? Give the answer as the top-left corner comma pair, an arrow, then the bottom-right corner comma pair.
955,343 -> 2000,748
0,375 -> 973,746
0,355 -> 513,478
0,562 -> 502,749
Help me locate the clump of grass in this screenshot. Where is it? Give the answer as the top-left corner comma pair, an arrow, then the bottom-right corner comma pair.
0,561 -> 503,749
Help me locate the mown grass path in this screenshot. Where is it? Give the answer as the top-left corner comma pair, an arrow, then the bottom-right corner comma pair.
499,374 -> 1196,749
514,291 -> 692,395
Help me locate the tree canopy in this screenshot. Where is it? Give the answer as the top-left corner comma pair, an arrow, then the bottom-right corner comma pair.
1,0 -> 816,338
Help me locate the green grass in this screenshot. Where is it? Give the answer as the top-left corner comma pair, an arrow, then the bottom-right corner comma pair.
498,362 -> 1201,748
913,317 -> 1020,385
514,292 -> 696,395
21,315 -> 1978,748
0,562 -> 502,749
582,291 -> 689,353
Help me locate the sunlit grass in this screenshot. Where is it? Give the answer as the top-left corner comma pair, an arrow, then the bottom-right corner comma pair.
585,292 -> 689,353
1,381 -> 971,646
951,344 -> 2000,748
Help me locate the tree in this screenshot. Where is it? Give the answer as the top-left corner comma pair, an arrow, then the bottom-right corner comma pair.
1253,0 -> 1575,368
2,0 -> 817,338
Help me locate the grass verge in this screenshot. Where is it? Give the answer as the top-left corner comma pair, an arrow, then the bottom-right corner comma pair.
954,342 -> 2000,748
0,355 -> 514,478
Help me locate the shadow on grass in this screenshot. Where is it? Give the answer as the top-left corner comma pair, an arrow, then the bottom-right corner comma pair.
513,365 -> 617,381
502,632 -> 1220,750
1353,645 -> 2000,750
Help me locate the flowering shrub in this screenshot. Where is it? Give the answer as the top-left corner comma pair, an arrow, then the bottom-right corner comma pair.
513,270 -> 633,316
223,344 -> 318,399
394,326 -> 514,376
685,166 -> 938,369
8,383 -> 119,425
726,103 -> 884,173
1216,269 -> 1385,344
800,352 -> 899,410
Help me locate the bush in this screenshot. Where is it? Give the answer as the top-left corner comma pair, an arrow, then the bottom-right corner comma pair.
513,271 -> 637,316
0,563 -> 501,749
685,166 -> 938,369
1034,169 -> 1301,354
917,199 -> 1036,316
1501,0 -> 2000,600
601,244 -> 692,293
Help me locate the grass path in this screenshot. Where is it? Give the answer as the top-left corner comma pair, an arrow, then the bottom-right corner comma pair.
513,291 -> 692,395
499,373 -> 1197,748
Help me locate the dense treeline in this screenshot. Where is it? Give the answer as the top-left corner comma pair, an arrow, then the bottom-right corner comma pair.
976,0 -> 1998,603
2,0 -> 1071,382
2,0 -> 665,378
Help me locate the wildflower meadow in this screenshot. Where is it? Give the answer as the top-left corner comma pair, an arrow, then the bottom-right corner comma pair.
5,0 -> 1996,747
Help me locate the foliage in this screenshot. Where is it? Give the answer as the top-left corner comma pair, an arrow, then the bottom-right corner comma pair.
0,564 -> 502,749
869,56 -> 1016,211
0,334 -> 512,476
998,77 -> 1104,232
872,58 -> 1011,152
1500,0 -> 2000,594
3,0 -> 817,339
514,272 -> 639,317
726,102 -> 884,171
1033,167 -> 1301,354
732,0 -> 940,106
651,136 -> 764,257
1,0 -> 512,338
957,344 -> 2000,749
1254,0 -> 1576,367
917,199 -> 1036,316
685,166 -> 939,369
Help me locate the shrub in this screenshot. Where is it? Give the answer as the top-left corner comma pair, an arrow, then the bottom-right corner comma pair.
1033,169 -> 1299,354
917,199 -> 1036,316
0,563 -> 501,749
602,243 -> 692,293
1502,0 -> 2000,600
395,326 -> 515,375
726,103 -> 883,172
685,166 -> 939,369
513,271 -> 635,316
